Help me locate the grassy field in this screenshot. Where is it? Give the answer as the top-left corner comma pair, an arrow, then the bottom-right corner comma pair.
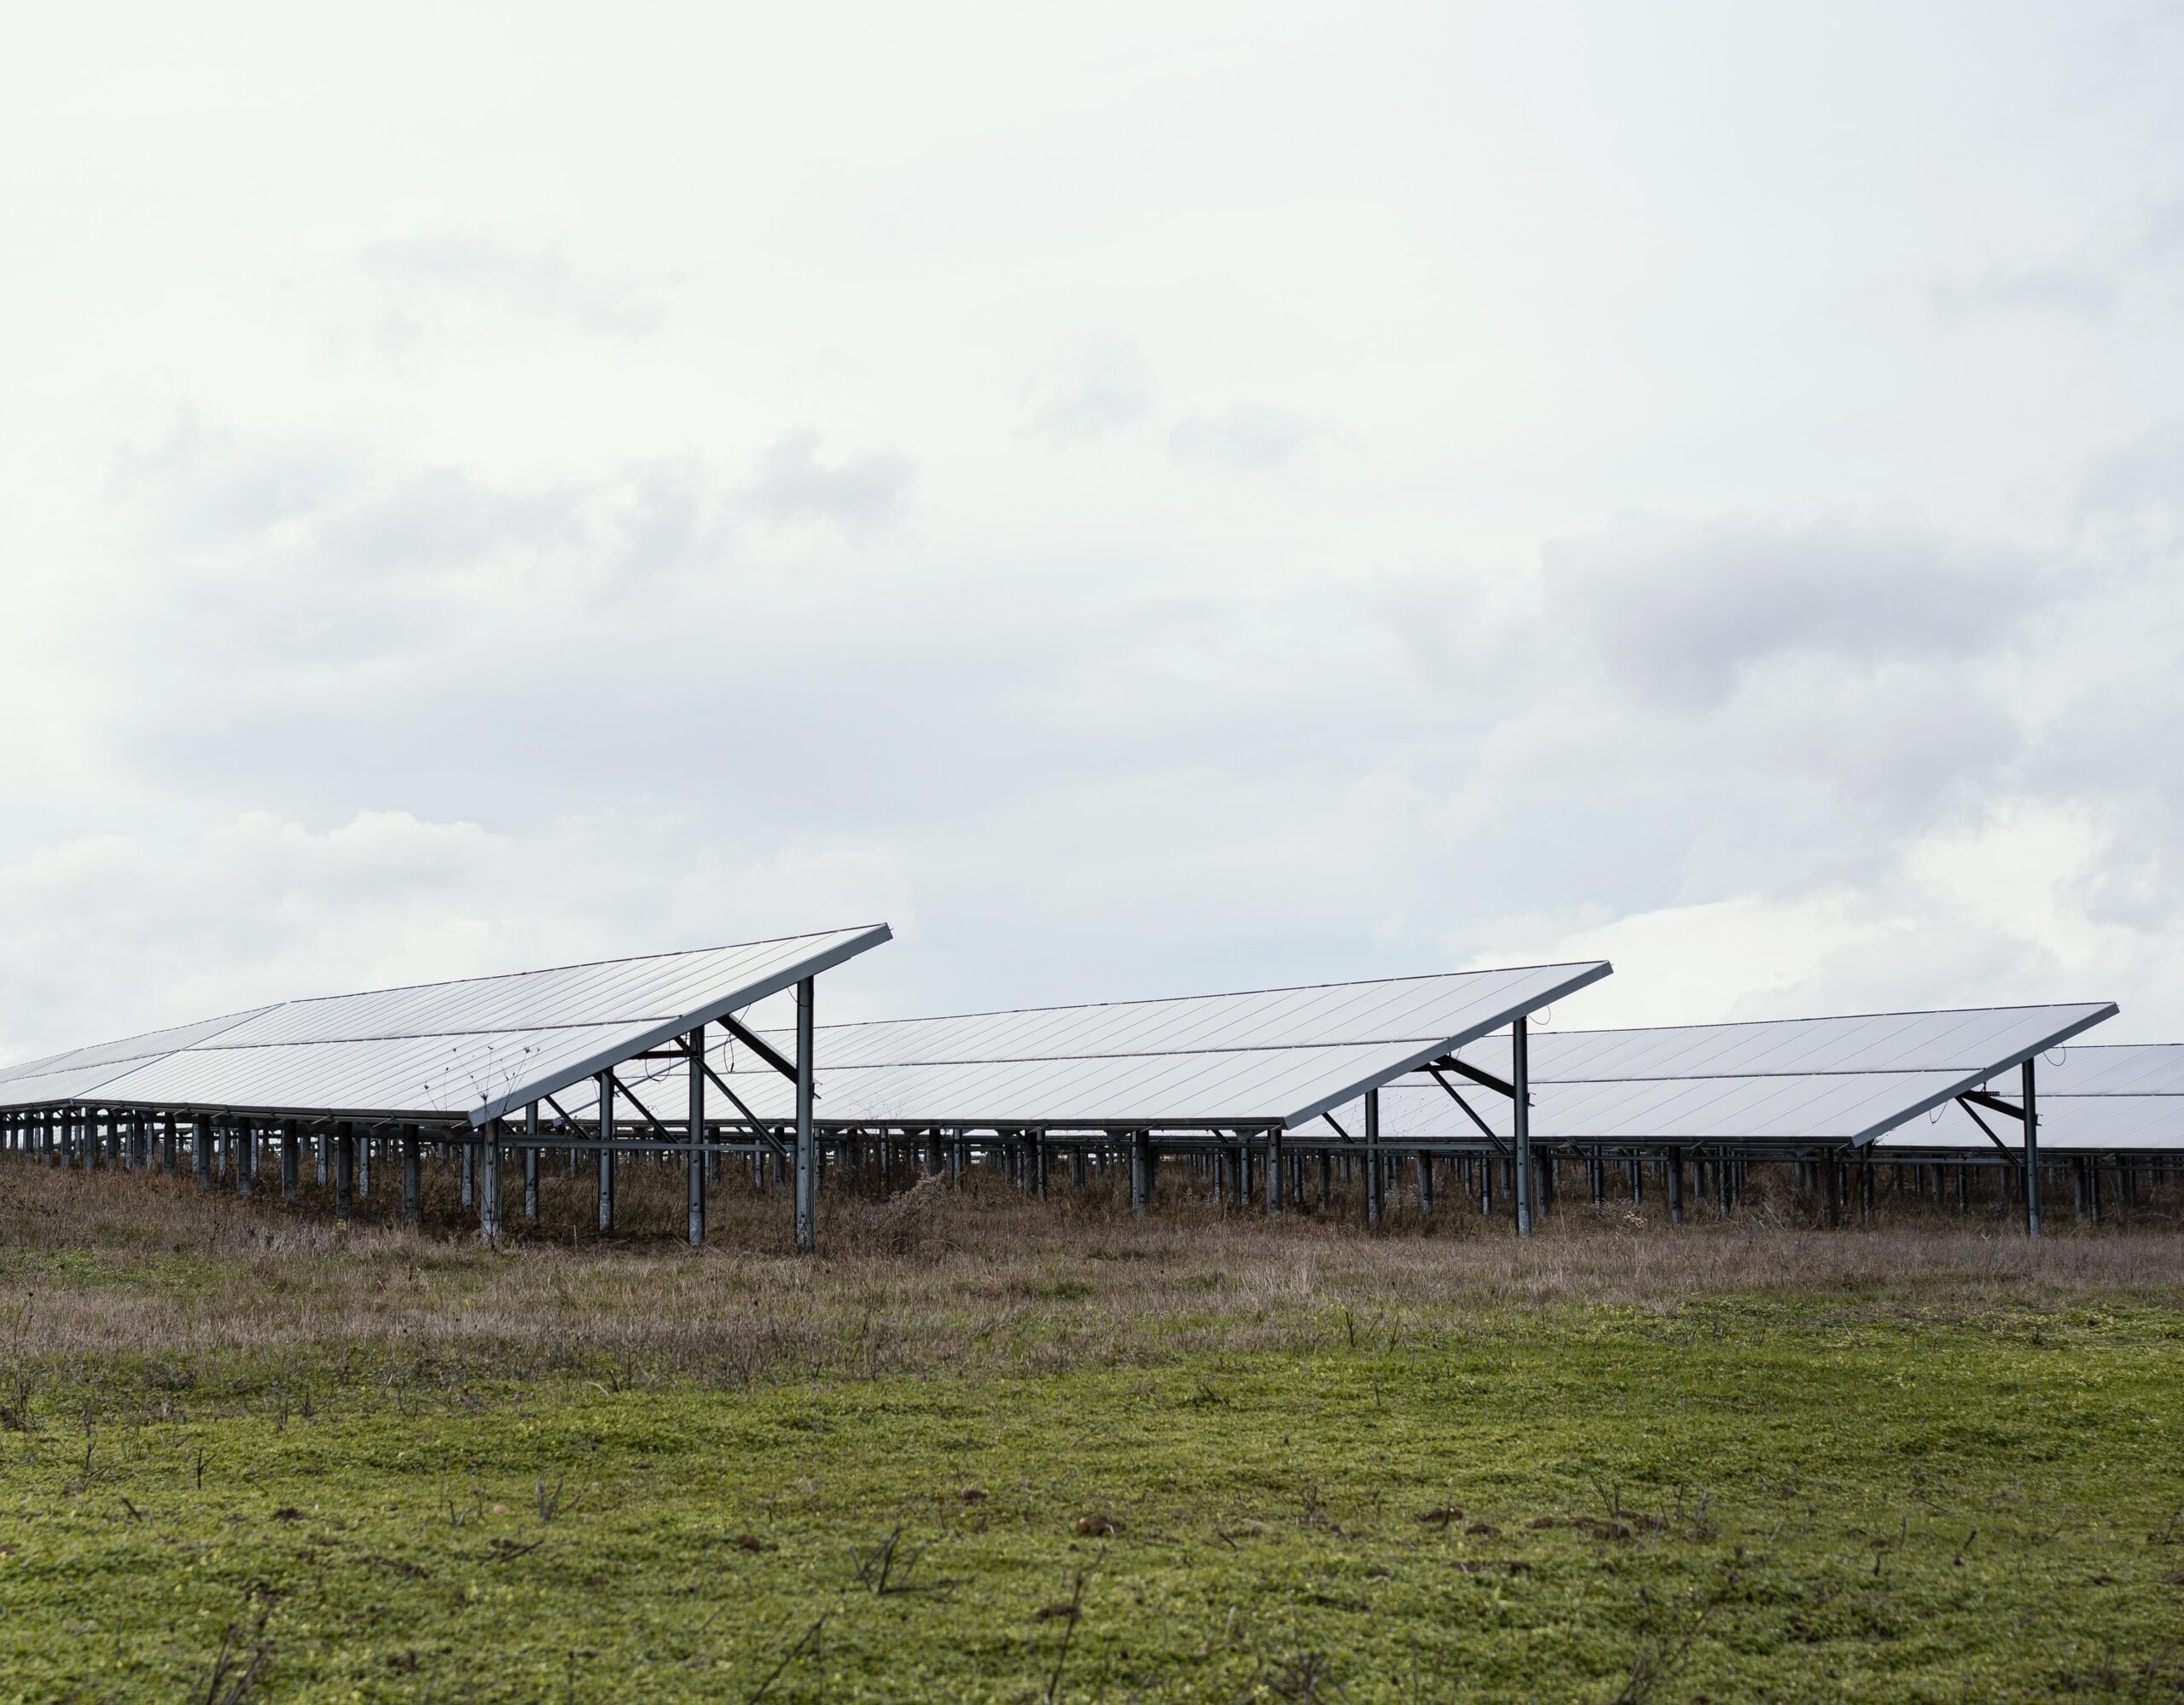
3,1160 -> 2182,1702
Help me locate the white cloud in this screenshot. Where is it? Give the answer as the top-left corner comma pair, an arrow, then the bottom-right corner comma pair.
745,430 -> 915,536
350,233 -> 666,352
1169,403 -> 1320,472
1931,264 -> 2115,324
1538,509 -> 2064,710
1018,337 -> 1153,445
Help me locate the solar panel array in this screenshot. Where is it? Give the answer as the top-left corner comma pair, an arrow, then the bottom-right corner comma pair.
0,927 -> 890,1123
3,938 -> 2148,1155
1361,1003 -> 2118,1148
596,960 -> 1612,1130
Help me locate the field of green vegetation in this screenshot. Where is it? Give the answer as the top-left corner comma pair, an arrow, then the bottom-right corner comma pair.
3,1161 -> 2181,1702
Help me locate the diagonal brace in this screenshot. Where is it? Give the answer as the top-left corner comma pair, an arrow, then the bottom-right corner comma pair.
601,1070 -> 674,1140
1427,1054 -> 1517,1099
1955,1095 -> 2022,1166
684,1036 -> 791,1163
719,1015 -> 818,1098
1426,1066 -> 1511,1160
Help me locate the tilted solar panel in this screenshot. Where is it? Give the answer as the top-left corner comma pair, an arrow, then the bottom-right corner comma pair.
1876,1040 -> 2183,1154
598,960 -> 1612,1129
1357,1002 -> 2117,1148
0,927 -> 892,1123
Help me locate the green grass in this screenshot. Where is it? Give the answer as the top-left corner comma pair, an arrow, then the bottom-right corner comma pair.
7,1294 -> 2184,1702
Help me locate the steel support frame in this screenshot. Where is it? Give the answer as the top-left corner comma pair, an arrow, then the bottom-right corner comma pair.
793,976 -> 816,1253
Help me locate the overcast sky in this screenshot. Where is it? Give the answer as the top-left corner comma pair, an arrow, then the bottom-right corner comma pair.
4,1 -> 2183,1057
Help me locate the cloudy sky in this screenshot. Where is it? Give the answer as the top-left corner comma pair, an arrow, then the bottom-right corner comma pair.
4,1 -> 2183,1058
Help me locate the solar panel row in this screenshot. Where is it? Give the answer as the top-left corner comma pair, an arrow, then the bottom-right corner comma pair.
0,926 -> 2166,1155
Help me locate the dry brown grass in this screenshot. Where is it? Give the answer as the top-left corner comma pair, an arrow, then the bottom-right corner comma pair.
4,1155 -> 2181,1411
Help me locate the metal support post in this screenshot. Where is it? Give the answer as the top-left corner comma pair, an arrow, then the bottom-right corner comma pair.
402,1125 -> 422,1229
794,975 -> 816,1253
1364,1091 -> 1384,1228
1513,1016 -> 1534,1237
1130,1130 -> 1153,1216
1266,1128 -> 1285,1216
335,1121 -> 355,1222
524,1103 -> 540,1220
597,1071 -> 616,1232
479,1119 -> 502,1242
2022,1056 -> 2042,1237
687,1025 -> 706,1248
194,1114 -> 212,1190
281,1120 -> 299,1197
1667,1151 -> 1684,1224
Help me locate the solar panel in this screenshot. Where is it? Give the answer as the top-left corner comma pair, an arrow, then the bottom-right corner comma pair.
598,960 -> 1612,1129
1876,1041 -> 2184,1154
0,927 -> 892,1123
0,1006 -> 276,1090
1357,1002 -> 2117,1148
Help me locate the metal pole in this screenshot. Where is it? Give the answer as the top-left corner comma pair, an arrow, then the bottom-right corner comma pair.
794,976 -> 816,1253
194,1114 -> 212,1191
597,1071 -> 616,1232
2022,1056 -> 2042,1238
1364,1091 -> 1383,1228
281,1120 -> 299,1197
402,1125 -> 422,1229
1667,1150 -> 1684,1224
479,1119 -> 502,1243
1130,1130 -> 1152,1216
1513,1015 -> 1534,1237
524,1103 -> 540,1221
687,1025 -> 706,1248
1266,1127 -> 1285,1217
334,1120 -> 355,1222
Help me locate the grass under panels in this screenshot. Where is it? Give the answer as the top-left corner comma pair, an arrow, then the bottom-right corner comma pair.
2,1161 -> 2181,1702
